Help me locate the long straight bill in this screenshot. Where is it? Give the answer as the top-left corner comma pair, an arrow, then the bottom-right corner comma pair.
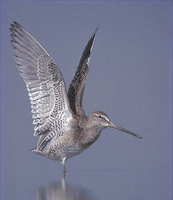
109,122 -> 142,139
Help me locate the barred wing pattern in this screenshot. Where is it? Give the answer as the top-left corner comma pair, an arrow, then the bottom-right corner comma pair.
68,28 -> 98,116
10,22 -> 73,146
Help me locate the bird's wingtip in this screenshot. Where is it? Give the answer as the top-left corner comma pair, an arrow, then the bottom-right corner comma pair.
10,21 -> 22,30
13,21 -> 19,26
93,25 -> 99,37
95,25 -> 100,33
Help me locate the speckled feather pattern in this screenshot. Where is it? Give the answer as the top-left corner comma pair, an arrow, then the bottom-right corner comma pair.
10,22 -> 98,163
10,22 -> 142,167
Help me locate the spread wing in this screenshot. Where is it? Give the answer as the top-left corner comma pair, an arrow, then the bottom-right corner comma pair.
10,22 -> 73,148
67,28 -> 98,116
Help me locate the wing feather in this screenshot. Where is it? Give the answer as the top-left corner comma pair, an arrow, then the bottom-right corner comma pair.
10,22 -> 73,142
67,27 -> 98,116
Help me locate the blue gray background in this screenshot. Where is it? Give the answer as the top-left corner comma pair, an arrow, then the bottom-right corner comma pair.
1,1 -> 172,200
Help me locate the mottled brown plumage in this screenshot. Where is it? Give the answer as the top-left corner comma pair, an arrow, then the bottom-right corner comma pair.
10,22 -> 142,175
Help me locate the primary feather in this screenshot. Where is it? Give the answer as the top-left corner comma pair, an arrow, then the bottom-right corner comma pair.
10,22 -> 73,150
67,27 -> 98,116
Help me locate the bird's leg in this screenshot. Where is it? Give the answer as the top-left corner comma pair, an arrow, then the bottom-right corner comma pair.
63,165 -> 66,178
62,157 -> 66,178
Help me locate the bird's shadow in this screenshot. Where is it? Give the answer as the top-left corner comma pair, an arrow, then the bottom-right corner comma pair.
36,178 -> 96,200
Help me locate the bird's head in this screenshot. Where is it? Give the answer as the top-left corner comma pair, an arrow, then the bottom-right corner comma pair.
88,111 -> 142,139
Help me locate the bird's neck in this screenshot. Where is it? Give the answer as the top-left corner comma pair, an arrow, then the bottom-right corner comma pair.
80,128 -> 101,149
81,122 -> 104,147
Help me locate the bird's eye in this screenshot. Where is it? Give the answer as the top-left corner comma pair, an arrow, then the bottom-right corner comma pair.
98,115 -> 103,119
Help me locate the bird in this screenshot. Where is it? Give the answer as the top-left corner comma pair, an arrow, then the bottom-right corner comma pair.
10,22 -> 142,175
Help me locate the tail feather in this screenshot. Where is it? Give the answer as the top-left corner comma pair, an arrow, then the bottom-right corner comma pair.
30,148 -> 37,152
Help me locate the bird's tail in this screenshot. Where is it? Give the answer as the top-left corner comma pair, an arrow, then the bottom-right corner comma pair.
30,148 -> 37,153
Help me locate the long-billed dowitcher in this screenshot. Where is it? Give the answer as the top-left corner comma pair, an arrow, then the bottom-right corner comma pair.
10,22 -> 142,175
